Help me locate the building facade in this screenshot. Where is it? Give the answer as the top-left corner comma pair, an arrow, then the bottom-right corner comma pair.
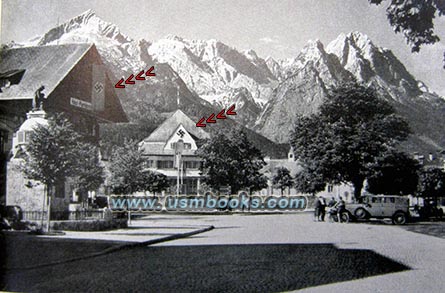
1,43 -> 127,211
138,110 -> 210,195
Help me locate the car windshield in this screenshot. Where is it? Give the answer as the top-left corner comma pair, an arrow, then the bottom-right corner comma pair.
357,197 -> 368,204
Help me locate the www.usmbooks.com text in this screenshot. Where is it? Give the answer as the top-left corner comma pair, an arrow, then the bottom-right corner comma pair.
110,194 -> 307,211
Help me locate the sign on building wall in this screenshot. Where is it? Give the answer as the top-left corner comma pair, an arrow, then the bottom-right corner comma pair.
92,64 -> 105,111
70,97 -> 92,111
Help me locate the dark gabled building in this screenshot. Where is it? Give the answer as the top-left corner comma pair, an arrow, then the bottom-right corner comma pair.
0,43 -> 127,205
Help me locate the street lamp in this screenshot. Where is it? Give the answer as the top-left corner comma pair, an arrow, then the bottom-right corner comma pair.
175,140 -> 184,197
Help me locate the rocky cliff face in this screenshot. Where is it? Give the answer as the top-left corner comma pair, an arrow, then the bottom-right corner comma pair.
259,32 -> 445,153
257,40 -> 355,142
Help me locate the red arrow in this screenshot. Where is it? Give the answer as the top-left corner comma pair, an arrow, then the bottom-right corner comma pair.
216,109 -> 227,119
227,104 -> 237,115
136,70 -> 146,80
196,117 -> 206,127
125,74 -> 135,84
206,113 -> 216,123
146,66 -> 156,77
115,78 -> 125,88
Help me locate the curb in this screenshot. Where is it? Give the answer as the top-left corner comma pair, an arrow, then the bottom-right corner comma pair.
2,225 -> 214,272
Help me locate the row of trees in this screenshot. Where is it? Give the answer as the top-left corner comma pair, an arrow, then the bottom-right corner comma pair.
290,82 -> 445,200
22,116 -> 169,201
272,164 -> 445,199
22,114 -> 269,199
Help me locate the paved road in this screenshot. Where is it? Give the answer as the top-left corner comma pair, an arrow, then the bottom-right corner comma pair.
149,213 -> 445,292
2,213 -> 444,292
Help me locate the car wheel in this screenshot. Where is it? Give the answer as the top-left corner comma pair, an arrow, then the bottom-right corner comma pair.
340,212 -> 350,223
392,212 -> 407,225
354,208 -> 368,220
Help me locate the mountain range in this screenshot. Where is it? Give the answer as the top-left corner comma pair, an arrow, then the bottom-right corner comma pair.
11,10 -> 445,154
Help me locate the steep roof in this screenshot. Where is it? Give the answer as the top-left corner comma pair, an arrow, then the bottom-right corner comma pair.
143,110 -> 210,143
0,44 -> 92,99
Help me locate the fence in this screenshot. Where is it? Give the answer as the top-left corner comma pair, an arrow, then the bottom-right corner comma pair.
22,210 -> 106,221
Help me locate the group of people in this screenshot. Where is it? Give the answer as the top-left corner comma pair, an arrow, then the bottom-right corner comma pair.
313,196 -> 346,222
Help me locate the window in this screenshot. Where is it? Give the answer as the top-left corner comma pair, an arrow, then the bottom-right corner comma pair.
358,197 -> 368,204
387,197 -> 395,203
371,197 -> 381,203
17,131 -> 25,143
327,185 -> 333,193
184,161 -> 200,169
158,160 -> 174,169
49,183 -> 65,198
0,131 -> 6,154
0,69 -> 25,92
25,131 -> 32,143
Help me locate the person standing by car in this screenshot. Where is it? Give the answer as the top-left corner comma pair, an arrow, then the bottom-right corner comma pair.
336,197 -> 346,223
314,197 -> 321,222
328,197 -> 336,208
319,197 -> 326,221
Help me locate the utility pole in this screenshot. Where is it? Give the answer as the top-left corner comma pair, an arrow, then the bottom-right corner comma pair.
175,140 -> 184,197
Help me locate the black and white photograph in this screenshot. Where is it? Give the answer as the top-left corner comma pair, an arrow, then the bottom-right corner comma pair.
1,0 -> 445,292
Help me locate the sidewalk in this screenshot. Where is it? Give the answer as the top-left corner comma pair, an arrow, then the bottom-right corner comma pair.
40,214 -> 213,243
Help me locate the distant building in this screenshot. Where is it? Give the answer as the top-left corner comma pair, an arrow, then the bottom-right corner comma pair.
263,153 -> 355,200
413,151 -> 445,169
138,110 -> 210,195
1,43 -> 127,211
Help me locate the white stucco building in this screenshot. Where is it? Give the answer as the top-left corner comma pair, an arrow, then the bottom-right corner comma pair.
138,110 -> 210,195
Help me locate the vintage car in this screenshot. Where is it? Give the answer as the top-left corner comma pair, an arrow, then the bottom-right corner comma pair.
346,195 -> 409,225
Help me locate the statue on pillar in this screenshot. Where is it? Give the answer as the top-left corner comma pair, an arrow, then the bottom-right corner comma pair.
33,85 -> 46,110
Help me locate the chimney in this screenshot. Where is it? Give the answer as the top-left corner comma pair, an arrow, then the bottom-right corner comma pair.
429,153 -> 434,161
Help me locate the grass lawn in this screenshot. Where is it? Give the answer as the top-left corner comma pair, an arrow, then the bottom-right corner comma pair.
1,234 -> 409,292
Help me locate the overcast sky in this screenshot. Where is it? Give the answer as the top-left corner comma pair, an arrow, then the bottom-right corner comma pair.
1,0 -> 444,96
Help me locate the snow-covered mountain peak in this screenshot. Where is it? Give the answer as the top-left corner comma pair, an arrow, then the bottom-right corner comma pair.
296,39 -> 329,64
37,10 -> 132,46
148,35 -> 277,103
264,56 -> 275,63
73,9 -> 96,23
164,34 -> 185,42
326,31 -> 378,67
244,49 -> 260,61
327,31 -> 420,96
